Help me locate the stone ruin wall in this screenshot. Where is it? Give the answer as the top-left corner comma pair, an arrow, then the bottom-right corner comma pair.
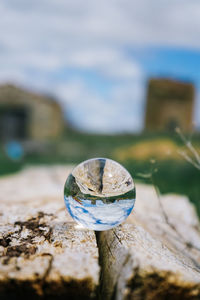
145,78 -> 195,132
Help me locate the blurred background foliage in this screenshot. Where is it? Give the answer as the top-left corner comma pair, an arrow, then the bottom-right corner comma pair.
1,129 -> 200,215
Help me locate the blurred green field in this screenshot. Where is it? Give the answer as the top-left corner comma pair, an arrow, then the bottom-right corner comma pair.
0,130 -> 200,215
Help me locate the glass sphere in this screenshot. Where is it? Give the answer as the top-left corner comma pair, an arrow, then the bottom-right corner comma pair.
64,158 -> 136,231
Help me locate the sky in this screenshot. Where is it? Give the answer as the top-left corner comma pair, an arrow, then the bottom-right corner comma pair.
0,0 -> 200,133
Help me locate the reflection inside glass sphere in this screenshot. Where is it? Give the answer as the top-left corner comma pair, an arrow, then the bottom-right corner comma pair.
64,158 -> 136,231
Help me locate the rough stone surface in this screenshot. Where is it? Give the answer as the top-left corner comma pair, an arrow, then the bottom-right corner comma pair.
0,84 -> 64,140
98,183 -> 200,300
0,166 -> 99,299
145,78 -> 194,132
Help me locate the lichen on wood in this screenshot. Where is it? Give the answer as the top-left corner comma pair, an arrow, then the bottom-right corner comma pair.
0,166 -> 100,299
1,166 -> 200,300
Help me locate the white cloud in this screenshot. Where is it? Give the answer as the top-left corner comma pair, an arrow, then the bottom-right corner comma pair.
0,0 -> 199,132
67,48 -> 142,80
55,79 -> 145,133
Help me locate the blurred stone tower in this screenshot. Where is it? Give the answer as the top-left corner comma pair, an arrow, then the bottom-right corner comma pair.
145,78 -> 195,132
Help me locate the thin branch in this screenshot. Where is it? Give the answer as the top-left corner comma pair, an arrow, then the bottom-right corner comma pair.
176,127 -> 200,167
151,174 -> 177,232
186,141 -> 200,165
178,150 -> 200,170
151,173 -> 200,260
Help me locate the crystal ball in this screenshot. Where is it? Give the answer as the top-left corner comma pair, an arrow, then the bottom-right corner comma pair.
64,158 -> 136,231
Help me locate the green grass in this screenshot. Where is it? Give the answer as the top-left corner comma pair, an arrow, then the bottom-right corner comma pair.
0,129 -> 200,215
123,159 -> 200,214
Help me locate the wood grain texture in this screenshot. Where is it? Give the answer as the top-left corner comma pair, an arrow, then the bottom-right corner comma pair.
0,166 -> 99,300
98,183 -> 200,300
1,166 -> 200,300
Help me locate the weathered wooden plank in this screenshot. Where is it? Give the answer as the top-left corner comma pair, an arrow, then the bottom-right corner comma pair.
0,166 -> 100,299
1,166 -> 200,300
98,183 -> 200,300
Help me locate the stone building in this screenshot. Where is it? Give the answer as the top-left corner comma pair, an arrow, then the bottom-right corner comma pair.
145,78 -> 195,132
0,84 -> 64,141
